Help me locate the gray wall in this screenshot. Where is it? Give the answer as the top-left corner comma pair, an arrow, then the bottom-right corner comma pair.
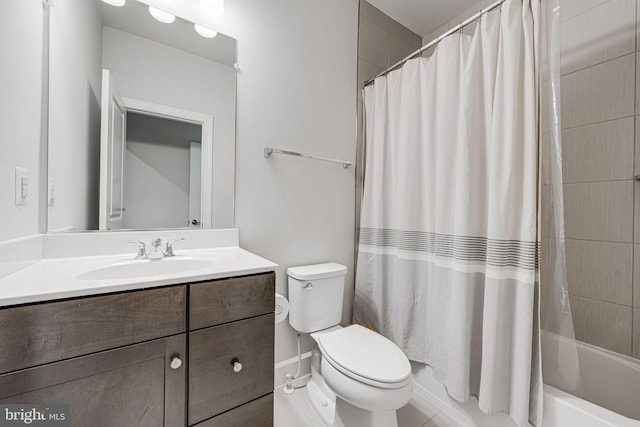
0,0 -> 44,241
542,0 -> 639,358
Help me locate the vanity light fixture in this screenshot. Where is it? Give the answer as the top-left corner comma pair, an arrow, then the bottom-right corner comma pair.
149,6 -> 176,23
200,0 -> 224,17
194,24 -> 218,38
102,0 -> 126,6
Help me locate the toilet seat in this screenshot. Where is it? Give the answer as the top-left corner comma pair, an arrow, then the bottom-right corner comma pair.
316,325 -> 411,389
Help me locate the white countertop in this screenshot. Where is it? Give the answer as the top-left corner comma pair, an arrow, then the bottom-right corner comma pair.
0,246 -> 277,307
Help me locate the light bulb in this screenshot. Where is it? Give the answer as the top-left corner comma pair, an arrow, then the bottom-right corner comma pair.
102,0 -> 126,6
194,24 -> 218,38
200,0 -> 224,17
149,6 -> 176,24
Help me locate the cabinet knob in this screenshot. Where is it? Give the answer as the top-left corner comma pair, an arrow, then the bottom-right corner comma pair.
231,358 -> 243,373
170,356 -> 182,370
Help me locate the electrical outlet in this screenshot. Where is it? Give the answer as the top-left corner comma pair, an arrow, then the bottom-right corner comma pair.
14,167 -> 28,206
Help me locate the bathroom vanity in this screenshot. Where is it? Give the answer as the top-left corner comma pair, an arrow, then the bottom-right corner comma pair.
0,239 -> 277,427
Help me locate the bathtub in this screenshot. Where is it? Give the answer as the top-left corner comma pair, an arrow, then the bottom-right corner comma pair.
541,331 -> 640,426
411,331 -> 640,426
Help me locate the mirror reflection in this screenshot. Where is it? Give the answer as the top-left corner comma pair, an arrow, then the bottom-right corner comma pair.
47,0 -> 237,232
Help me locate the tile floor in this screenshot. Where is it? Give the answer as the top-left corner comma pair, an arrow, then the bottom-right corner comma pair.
274,385 -> 463,427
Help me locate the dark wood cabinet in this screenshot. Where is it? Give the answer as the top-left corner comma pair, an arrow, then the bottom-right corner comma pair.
0,286 -> 186,374
189,314 -> 274,425
0,335 -> 186,427
0,272 -> 275,427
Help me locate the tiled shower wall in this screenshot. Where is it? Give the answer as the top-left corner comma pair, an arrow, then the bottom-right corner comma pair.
355,1 -> 422,237
552,0 -> 639,358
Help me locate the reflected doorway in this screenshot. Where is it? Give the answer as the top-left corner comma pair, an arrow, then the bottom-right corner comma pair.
123,112 -> 203,230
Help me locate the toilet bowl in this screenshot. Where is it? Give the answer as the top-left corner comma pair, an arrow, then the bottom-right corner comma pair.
287,263 -> 412,427
311,325 -> 413,427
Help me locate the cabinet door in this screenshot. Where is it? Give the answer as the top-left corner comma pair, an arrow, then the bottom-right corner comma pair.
0,335 -> 186,427
0,286 -> 186,374
189,314 -> 274,425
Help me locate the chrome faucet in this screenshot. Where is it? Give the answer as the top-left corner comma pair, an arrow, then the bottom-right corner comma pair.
164,238 -> 185,257
126,237 -> 182,260
147,238 -> 165,260
125,240 -> 147,259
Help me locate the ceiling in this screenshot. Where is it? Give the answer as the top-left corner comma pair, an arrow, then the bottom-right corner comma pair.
366,0 -> 483,39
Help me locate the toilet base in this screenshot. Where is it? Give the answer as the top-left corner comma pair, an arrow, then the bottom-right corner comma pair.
307,376 -> 336,426
306,374 -> 400,427
334,397 -> 398,427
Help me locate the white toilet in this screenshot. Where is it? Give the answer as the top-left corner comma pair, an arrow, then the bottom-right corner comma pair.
287,263 -> 413,427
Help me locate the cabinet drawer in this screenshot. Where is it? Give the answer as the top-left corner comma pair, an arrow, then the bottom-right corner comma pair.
189,314 -> 274,425
189,272 -> 274,330
192,394 -> 273,427
0,335 -> 186,427
0,286 -> 186,374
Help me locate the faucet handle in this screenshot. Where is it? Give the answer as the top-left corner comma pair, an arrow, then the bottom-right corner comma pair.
165,238 -> 185,257
125,240 -> 147,259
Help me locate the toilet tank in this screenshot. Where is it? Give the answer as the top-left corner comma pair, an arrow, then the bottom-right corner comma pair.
287,263 -> 347,333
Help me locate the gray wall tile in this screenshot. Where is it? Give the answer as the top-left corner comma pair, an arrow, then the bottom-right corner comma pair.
388,34 -> 417,66
634,245 -> 640,307
562,118 -> 634,183
560,0 -> 609,22
636,53 -> 640,114
636,116 -> 640,176
635,183 -> 640,243
637,0 -> 640,51
564,180 -> 634,242
561,53 -> 635,129
358,16 -> 388,68
359,0 -> 388,30
570,295 -> 633,355
634,308 -> 640,358
388,18 -> 421,48
561,0 -> 635,75
566,239 -> 633,305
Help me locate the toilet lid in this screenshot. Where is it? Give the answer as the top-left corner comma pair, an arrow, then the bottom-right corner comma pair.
317,325 -> 411,385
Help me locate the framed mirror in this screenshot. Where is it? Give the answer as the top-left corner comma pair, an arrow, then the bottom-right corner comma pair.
47,0 -> 237,232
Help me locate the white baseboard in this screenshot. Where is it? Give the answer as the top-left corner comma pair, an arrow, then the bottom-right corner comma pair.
274,351 -> 313,388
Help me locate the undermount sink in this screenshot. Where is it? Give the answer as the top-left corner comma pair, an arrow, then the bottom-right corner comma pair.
77,257 -> 218,281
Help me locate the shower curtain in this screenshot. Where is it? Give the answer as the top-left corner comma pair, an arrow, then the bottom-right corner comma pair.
354,1 -> 542,426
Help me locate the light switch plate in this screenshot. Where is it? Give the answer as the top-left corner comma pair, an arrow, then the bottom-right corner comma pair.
48,176 -> 55,207
15,167 -> 28,206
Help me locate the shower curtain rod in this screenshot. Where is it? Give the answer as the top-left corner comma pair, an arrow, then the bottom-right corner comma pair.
364,0 -> 506,86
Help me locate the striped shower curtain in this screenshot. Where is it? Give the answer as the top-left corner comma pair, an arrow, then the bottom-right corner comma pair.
354,1 -> 542,426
